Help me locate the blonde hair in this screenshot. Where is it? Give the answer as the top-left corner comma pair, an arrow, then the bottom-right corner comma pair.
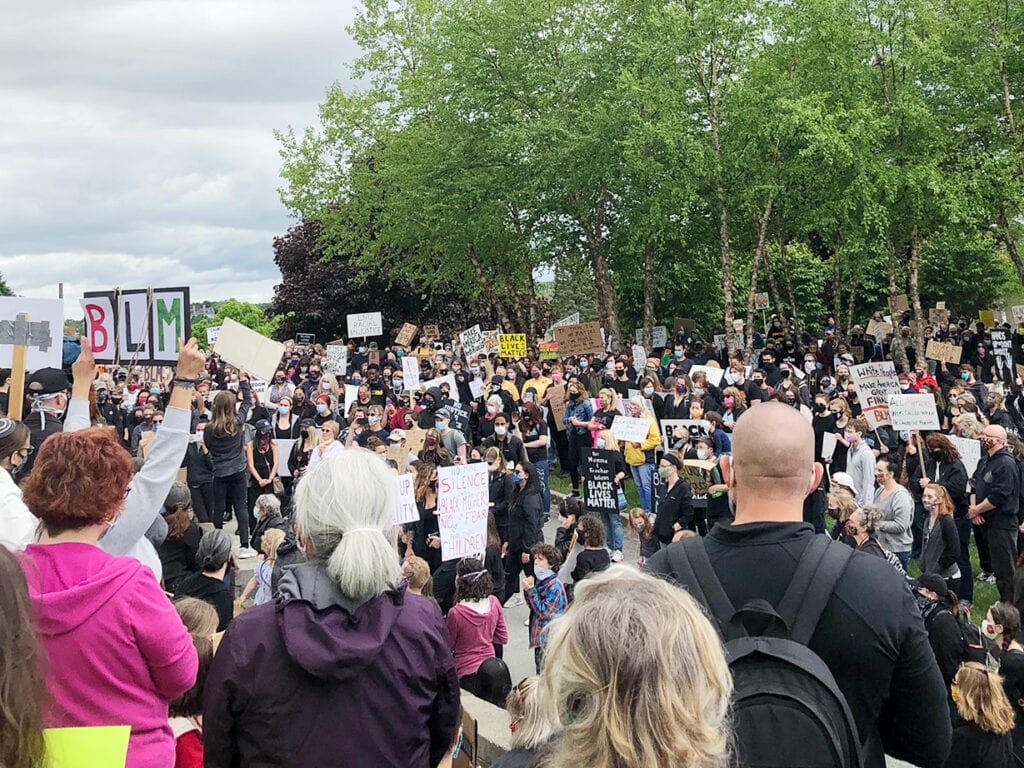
294,448 -> 401,602
597,388 -> 618,411
954,662 -> 1015,735
320,420 -> 340,439
485,446 -> 509,474
828,491 -> 857,523
260,528 -> 286,561
508,676 -> 554,751
402,556 -> 433,598
595,429 -> 620,453
539,569 -> 731,768
628,507 -> 652,538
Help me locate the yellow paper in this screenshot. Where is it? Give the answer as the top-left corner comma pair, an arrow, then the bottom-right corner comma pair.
44,725 -> 130,768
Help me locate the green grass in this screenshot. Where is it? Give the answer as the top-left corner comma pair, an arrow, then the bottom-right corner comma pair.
548,462 -> 998,621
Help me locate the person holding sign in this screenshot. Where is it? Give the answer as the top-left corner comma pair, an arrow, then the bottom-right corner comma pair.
652,453 -> 694,545
203,449 -> 461,768
622,397 -> 660,519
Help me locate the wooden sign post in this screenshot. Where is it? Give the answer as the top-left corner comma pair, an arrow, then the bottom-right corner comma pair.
7,313 -> 29,421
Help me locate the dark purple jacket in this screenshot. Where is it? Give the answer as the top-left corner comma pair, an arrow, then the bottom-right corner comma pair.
203,560 -> 461,767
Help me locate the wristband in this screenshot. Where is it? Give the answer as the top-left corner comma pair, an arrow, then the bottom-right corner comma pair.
173,377 -> 198,389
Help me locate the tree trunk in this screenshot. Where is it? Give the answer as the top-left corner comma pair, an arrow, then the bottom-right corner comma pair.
907,228 -> 926,363
885,239 -> 910,372
778,235 -> 802,341
465,243 -> 514,331
579,192 -> 622,350
845,276 -> 858,341
763,245 -> 788,330
832,248 -> 843,342
745,198 -> 773,359
999,206 -> 1024,286
642,238 -> 656,351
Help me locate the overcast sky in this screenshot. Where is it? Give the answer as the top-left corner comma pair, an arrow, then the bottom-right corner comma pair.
0,0 -> 357,311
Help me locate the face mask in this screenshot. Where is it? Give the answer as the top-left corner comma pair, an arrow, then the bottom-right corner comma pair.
484,404 -> 498,415
580,360 -> 588,369
724,396 -> 734,408
658,466 -> 671,480
534,565 -> 555,582
924,498 -> 938,510
552,373 -> 562,383
150,387 -> 160,395
469,366 -> 480,375
369,415 -> 379,426
488,463 -> 499,473
495,425 -> 507,436
674,350 -> 683,358
352,377 -> 362,385
316,403 -> 328,414
278,406 -> 290,415
596,438 -> 606,449
753,378 -> 764,386
961,372 -> 969,381
569,391 -> 581,400
300,366 -> 308,373
844,432 -> 857,443
506,373 -> 516,381
434,420 -> 446,430
643,386 -> 654,396
275,376 -> 285,383
982,621 -> 999,640
696,448 -> 708,460
633,521 -> 646,532
693,387 -> 704,396
152,423 -> 160,432
676,384 -> 686,394
845,524 -> 858,537
425,437 -> 438,448
97,391 -> 108,402
512,471 -> 525,483
358,347 -> 367,354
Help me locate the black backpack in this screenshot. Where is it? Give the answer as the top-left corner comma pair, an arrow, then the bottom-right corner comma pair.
665,535 -> 863,768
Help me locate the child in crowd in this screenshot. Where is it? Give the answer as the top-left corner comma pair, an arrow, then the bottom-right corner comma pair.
170,598 -> 219,768
572,514 -> 611,584
522,544 -> 568,673
628,507 -> 659,568
947,662 -> 1014,766
554,496 -> 581,562
492,677 -> 555,768
235,528 -> 285,610
446,558 -> 509,694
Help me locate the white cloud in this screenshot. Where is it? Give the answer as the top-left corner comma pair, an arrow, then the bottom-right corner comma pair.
0,0 -> 360,308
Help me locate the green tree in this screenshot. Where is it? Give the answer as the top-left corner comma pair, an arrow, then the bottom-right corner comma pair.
192,300 -> 279,350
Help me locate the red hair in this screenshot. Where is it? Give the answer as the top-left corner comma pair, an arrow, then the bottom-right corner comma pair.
21,428 -> 134,531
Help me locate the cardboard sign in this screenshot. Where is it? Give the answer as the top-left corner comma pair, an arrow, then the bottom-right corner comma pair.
866,319 -> 892,339
347,311 -> 383,338
689,364 -> 724,388
82,287 -> 190,365
978,309 -> 996,328
482,329 -> 501,355
754,292 -> 770,311
206,325 -> 221,346
275,439 -> 296,476
539,341 -> 559,359
925,340 -> 962,365
499,333 -> 527,358
821,432 -> 837,461
387,445 -> 410,474
991,328 -> 1015,385
460,324 -> 486,358
549,312 -> 580,332
405,426 -> 427,456
553,322 -> 604,356
582,449 -> 619,513
659,419 -> 711,452
547,384 -> 567,431
402,356 -> 421,391
894,294 -> 910,313
393,472 -> 419,525
437,462 -> 489,561
611,415 -> 651,442
213,318 -> 286,381
949,435 -> 981,485
1017,364 -> 1024,385
849,361 -> 900,429
395,322 -> 418,347
0,297 -> 64,371
929,308 -> 950,326
295,333 -> 316,346
887,394 -> 940,431
323,344 -> 348,375
453,707 -> 478,768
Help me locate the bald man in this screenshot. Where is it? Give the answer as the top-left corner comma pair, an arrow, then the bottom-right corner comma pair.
646,403 -> 951,768
970,424 -> 1021,601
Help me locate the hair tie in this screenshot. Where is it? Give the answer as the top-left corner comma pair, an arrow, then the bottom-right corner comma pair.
459,569 -> 487,582
346,527 -> 382,535
0,419 -> 17,439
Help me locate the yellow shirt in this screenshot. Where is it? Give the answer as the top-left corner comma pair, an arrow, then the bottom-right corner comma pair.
522,376 -> 552,399
623,414 -> 661,466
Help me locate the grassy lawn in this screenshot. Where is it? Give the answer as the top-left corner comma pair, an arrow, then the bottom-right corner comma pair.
548,465 -> 998,622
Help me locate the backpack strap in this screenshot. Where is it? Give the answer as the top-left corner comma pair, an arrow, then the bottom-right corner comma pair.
667,537 -> 737,637
777,536 -> 853,646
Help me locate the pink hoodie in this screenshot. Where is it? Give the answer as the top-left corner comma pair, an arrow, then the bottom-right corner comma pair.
21,542 -> 197,768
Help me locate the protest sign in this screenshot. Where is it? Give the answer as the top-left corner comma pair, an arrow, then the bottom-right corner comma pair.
581,449 -> 619,514
1013,306 -> 1024,326
453,707 -> 478,768
929,308 -> 950,326
206,325 -> 221,346
402,356 -> 421,391
865,319 -> 892,339
213,318 -> 285,382
346,312 -> 383,338
611,416 -> 651,443
437,463 -> 489,561
405,426 -> 427,456
631,344 -> 646,367
275,440 -> 296,476
395,322 -> 418,347
648,326 -> 668,348
821,432 -> 837,461
978,309 -> 996,327
553,322 -> 604,356
539,341 -> 559,360
393,472 -> 419,525
82,287 -> 190,365
482,329 -> 501,355
323,344 -> 348,375
547,385 -> 567,431
460,325 -> 486,358
344,384 -> 359,412
0,297 -> 63,372
991,328 -> 1014,385
733,319 -> 746,333
674,317 -> 696,333
250,377 -> 268,396
295,333 -> 316,346
689,364 -> 724,388
441,398 -> 472,435
423,324 -> 440,338
549,312 -> 580,332
754,292 -> 770,310
387,445 -> 410,473
425,373 -> 458,398
887,394 -> 940,431
468,379 -> 485,400
659,419 -> 710,452
1018,364 -> 1024,385
713,334 -> 745,351
44,725 -> 130,768
925,339 -> 962,365
499,333 -> 527,358
848,361 -> 901,429
894,294 -> 910,313
949,436 -> 981,486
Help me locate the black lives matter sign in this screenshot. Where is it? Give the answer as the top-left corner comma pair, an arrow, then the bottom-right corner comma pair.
582,448 -> 619,513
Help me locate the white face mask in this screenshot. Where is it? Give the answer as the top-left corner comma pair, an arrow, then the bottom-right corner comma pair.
495,425 -> 507,436
982,621 -> 999,640
696,448 -> 708,460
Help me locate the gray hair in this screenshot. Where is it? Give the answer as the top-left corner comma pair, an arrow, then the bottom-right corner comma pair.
294,447 -> 401,602
256,493 -> 281,518
852,505 -> 884,534
486,394 -> 504,410
197,529 -> 232,572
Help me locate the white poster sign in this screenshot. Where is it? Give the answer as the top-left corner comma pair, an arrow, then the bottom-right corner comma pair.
821,432 -> 837,461
849,361 -> 900,429
0,298 -> 65,372
651,325 -> 667,348
887,394 -> 940,431
689,364 -> 725,388
275,439 -> 296,476
206,326 -> 221,346
213,318 -> 286,382
460,324 -> 485,358
949,436 -> 982,486
393,472 -> 419,525
324,344 -> 348,375
610,415 -> 652,442
346,312 -> 383,338
437,462 -> 489,561
402,356 -> 421,391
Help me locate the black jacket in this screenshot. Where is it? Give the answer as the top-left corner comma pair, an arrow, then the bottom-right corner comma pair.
483,434 -> 528,467
158,524 -> 203,592
920,515 -> 961,579
974,448 -> 1020,530
921,602 -> 967,689
945,722 -> 1012,768
176,572 -> 234,631
645,522 -> 952,768
184,442 -> 214,485
907,453 -> 968,516
652,477 -> 693,544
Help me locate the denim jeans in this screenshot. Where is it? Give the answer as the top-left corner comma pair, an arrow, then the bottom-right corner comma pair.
213,469 -> 250,547
603,507 -> 624,552
631,462 -> 655,513
534,458 -> 551,518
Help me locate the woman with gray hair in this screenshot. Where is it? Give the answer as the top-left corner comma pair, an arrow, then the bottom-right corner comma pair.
174,529 -> 234,631
203,448 -> 461,768
845,506 -> 907,576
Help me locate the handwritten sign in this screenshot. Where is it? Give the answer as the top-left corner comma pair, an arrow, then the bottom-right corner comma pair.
482,329 -> 501,356
582,449 -> 619,513
991,328 -> 1014,385
549,312 -> 579,332
213,318 -> 286,381
925,340 -> 962,365
611,415 -> 651,442
866,319 -> 892,339
460,324 -> 486,358
393,472 -> 419,525
887,394 -> 940,431
631,344 -> 646,367
469,379 -> 485,400
651,326 -> 668,348
82,287 -> 190,365
423,324 -> 440,339
978,309 -> 996,328
660,419 -> 711,452
539,341 -> 559,359
402,356 -> 421,391
206,325 -> 221,346
499,333 -> 527,358
323,344 -> 348,375
437,462 -> 489,561
553,322 -> 604,356
894,294 -> 910,313
929,308 -> 950,326
347,311 -> 383,338
1012,306 -> 1024,326
754,292 -> 770,311
849,361 -> 900,429
395,322 -> 418,347
295,333 -> 316,346
547,384 -> 567,431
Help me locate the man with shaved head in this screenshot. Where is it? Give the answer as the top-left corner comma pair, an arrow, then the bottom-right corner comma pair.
646,403 -> 951,768
969,424 -> 1020,601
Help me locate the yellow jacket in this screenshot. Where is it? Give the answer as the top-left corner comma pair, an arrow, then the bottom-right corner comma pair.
623,413 -> 661,466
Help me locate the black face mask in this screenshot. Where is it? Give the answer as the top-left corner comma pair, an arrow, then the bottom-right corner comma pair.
309,372 -> 320,380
